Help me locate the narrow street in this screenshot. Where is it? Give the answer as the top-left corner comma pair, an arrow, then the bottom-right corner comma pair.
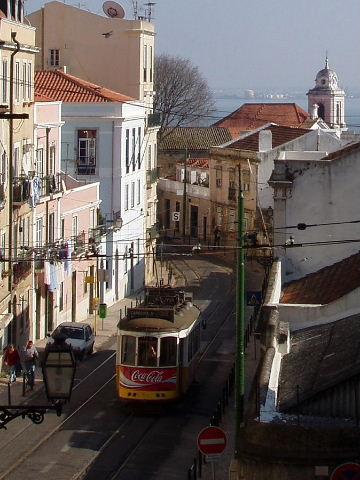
0,256 -> 241,480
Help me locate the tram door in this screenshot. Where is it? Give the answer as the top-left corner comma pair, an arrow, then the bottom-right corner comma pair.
178,338 -> 184,394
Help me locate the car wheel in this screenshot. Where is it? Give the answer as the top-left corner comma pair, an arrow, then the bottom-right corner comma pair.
88,343 -> 94,355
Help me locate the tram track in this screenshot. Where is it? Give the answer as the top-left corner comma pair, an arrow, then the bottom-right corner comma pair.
0,355 -> 117,480
0,351 -> 116,453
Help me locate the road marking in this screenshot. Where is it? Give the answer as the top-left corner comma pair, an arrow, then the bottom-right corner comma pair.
61,444 -> 70,453
40,461 -> 56,473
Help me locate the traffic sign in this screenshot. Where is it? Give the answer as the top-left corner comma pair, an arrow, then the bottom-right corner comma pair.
246,290 -> 262,306
197,426 -> 227,457
172,211 -> 180,222
331,462 -> 360,480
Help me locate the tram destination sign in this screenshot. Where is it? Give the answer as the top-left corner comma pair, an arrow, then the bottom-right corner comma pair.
128,307 -> 175,322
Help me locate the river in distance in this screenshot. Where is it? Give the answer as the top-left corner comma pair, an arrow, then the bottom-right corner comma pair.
213,96 -> 360,132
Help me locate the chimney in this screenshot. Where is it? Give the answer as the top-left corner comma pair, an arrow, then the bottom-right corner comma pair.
62,66 -> 68,74
311,103 -> 319,120
259,130 -> 272,152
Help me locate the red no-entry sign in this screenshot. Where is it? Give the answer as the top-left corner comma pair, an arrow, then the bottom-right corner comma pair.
331,462 -> 360,480
197,426 -> 227,457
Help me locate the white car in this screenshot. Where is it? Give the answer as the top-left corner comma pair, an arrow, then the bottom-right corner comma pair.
47,322 -> 95,360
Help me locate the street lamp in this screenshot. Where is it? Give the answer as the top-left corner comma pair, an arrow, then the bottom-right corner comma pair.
0,336 -> 76,430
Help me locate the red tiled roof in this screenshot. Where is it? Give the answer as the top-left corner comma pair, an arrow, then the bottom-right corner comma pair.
159,127 -> 232,150
228,125 -> 310,151
214,103 -> 310,137
179,158 -> 209,169
35,70 -> 134,103
281,252 -> 360,304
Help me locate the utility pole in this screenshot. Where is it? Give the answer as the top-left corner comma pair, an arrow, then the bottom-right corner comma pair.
8,32 -> 21,302
235,165 -> 245,458
182,149 -> 188,241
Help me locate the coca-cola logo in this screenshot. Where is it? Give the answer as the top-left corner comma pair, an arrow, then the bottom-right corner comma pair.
131,369 -> 165,384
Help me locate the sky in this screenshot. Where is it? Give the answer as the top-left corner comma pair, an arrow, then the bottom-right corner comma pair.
26,0 -> 360,92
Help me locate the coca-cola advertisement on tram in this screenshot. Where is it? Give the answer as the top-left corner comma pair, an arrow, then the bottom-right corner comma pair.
119,366 -> 177,391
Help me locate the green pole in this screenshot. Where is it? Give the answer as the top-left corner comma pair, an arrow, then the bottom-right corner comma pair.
235,166 -> 245,458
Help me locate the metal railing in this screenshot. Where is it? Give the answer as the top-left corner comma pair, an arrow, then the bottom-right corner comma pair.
39,173 -> 62,197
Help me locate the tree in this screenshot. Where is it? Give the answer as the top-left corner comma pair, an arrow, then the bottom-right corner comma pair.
154,54 -> 214,139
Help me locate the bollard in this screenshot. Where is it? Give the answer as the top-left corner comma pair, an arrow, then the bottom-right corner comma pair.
7,381 -> 11,405
198,451 -> 203,478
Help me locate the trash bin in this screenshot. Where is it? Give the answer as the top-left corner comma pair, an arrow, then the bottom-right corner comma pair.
99,303 -> 107,319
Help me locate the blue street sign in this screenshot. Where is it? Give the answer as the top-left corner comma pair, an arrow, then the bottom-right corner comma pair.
246,291 -> 262,306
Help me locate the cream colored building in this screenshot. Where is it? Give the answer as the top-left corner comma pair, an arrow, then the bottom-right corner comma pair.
158,159 -> 210,241
0,0 -> 38,349
29,1 -> 159,285
209,147 -> 258,246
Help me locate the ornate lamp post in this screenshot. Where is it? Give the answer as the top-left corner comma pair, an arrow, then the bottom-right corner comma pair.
0,337 -> 76,429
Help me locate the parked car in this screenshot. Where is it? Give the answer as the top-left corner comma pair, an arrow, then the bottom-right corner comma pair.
46,322 -> 95,360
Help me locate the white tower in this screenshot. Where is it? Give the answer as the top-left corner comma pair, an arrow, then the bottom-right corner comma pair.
307,57 -> 346,130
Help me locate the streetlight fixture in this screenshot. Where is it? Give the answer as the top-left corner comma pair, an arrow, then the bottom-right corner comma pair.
0,336 -> 76,429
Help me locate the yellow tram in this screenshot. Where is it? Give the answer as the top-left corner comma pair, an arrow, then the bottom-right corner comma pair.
116,287 -> 201,402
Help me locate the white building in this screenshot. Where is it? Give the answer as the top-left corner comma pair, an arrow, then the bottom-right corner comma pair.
307,57 -> 346,132
270,141 -> 360,282
35,70 -> 147,304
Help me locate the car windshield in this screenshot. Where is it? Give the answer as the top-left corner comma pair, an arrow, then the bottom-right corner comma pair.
53,326 -> 84,340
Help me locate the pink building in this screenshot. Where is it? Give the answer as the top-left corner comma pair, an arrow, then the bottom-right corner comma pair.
34,98 -> 100,339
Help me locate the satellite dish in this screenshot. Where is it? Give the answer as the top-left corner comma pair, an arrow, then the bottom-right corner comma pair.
102,1 -> 125,18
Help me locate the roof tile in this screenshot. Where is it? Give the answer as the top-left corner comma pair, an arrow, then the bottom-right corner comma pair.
159,127 -> 232,151
281,252 -> 360,304
214,103 -> 310,137
35,70 -> 133,103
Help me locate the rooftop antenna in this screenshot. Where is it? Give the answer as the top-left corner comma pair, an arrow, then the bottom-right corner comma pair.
132,0 -> 138,19
144,2 -> 155,21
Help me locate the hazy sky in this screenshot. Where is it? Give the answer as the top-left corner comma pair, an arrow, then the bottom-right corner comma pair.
26,0 -> 360,91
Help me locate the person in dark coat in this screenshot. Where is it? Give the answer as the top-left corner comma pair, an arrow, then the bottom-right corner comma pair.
4,344 -> 21,383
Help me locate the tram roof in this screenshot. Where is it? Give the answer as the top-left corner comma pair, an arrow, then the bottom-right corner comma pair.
118,304 -> 200,333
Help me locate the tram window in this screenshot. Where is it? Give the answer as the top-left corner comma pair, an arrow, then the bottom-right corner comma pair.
160,337 -> 177,366
138,337 -> 158,367
121,335 -> 136,365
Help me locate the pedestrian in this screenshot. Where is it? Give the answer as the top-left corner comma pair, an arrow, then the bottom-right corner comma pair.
21,340 -> 38,390
3,344 -> 21,383
214,226 -> 221,247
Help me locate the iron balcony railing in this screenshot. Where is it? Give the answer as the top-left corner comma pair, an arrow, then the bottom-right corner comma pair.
39,173 -> 62,197
13,255 -> 32,285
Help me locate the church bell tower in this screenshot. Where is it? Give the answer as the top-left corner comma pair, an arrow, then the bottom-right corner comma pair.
307,57 -> 346,131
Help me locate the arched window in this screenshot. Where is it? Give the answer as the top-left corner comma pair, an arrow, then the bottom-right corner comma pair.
318,103 -> 325,120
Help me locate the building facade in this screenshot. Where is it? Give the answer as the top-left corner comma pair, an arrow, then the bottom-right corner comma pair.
0,1 -> 38,350
29,0 -> 159,286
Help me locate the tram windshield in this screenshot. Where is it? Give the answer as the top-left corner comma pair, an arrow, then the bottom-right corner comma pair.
138,337 -> 158,367
121,335 -> 136,365
160,337 -> 177,366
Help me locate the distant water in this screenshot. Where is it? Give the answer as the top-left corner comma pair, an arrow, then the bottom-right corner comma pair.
212,96 -> 360,132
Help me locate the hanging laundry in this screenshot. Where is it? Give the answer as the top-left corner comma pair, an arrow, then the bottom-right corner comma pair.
64,240 -> 72,276
49,262 -> 58,292
57,263 -> 64,284
44,261 -> 51,285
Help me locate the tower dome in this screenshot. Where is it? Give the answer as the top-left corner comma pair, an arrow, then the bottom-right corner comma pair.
307,56 -> 346,131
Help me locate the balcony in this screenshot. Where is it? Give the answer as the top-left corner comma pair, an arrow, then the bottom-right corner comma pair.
158,178 -> 209,200
147,112 -> 161,129
73,231 -> 86,255
146,168 -> 159,188
13,257 -> 32,285
76,161 -> 96,176
88,225 -> 107,247
39,173 -> 62,197
13,177 -> 30,205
